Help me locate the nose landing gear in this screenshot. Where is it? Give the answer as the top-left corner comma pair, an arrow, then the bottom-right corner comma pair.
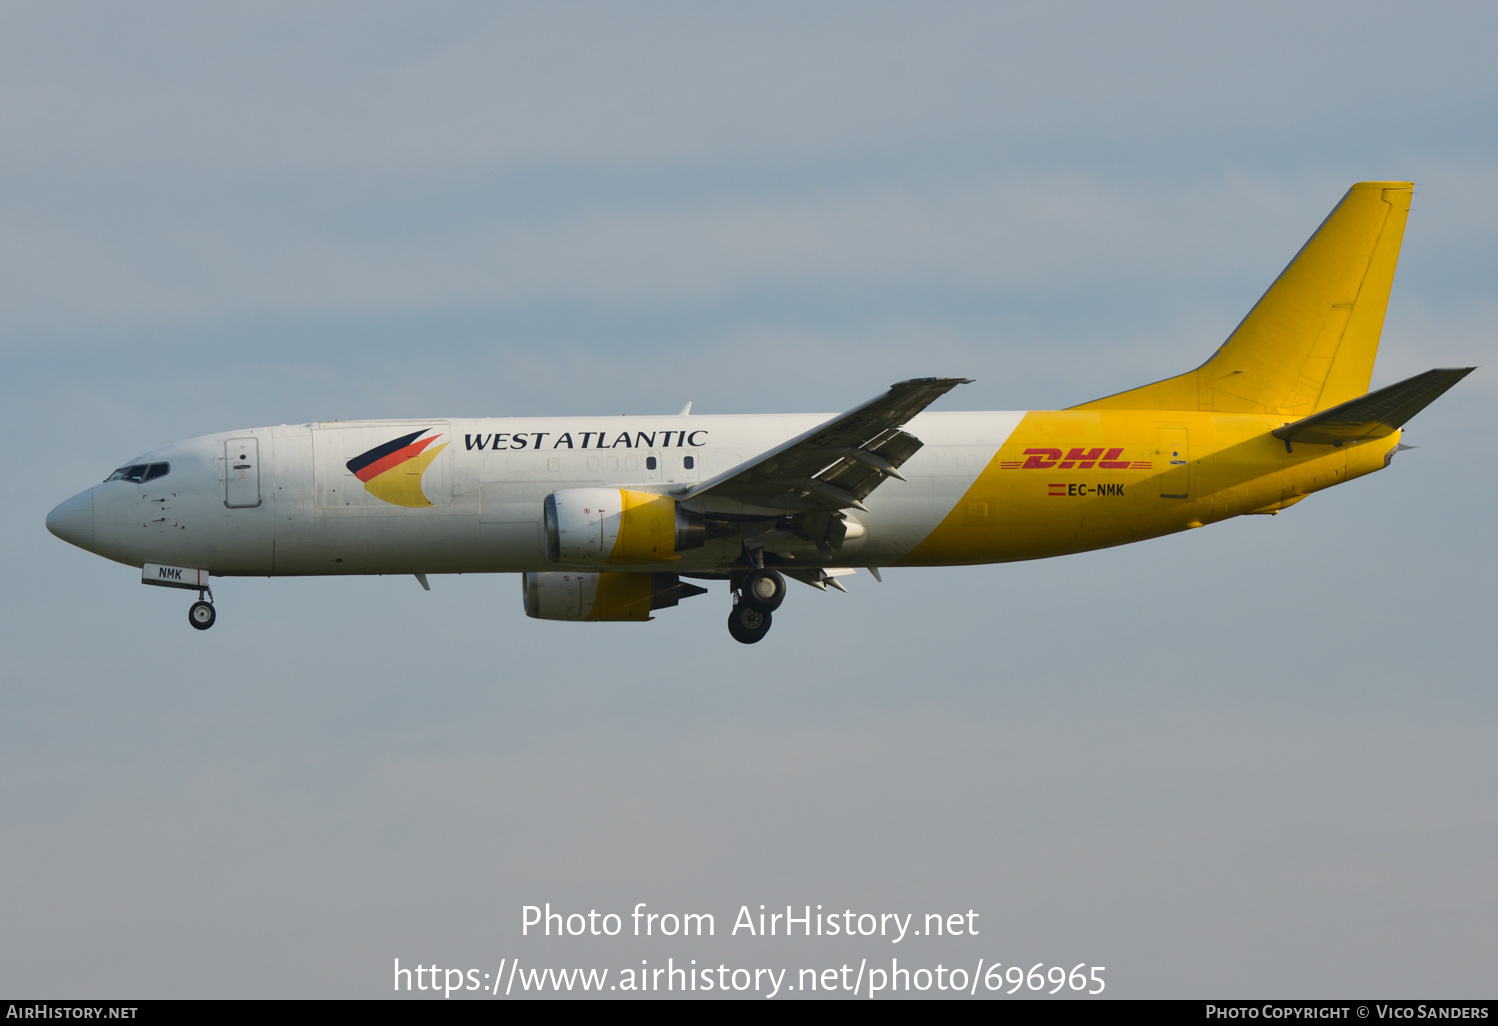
188,600 -> 216,630
141,565 -> 217,630
187,581 -> 216,631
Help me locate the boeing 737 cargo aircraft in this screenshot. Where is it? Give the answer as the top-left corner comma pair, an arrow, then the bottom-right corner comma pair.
46,182 -> 1473,642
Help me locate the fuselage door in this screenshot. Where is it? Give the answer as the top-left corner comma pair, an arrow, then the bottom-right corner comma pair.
1157,426 -> 1189,498
225,437 -> 262,508
674,449 -> 702,486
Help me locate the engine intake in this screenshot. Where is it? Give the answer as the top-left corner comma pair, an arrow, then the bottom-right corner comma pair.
543,488 -> 708,566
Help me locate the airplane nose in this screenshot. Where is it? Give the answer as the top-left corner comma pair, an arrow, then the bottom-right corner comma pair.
46,488 -> 95,551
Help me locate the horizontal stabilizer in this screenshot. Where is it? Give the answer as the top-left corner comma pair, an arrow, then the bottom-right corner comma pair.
1272,367 -> 1474,444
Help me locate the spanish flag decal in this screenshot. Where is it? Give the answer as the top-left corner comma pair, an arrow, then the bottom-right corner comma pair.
345,430 -> 448,508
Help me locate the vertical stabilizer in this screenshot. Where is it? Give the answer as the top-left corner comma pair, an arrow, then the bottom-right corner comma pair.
1074,182 -> 1412,415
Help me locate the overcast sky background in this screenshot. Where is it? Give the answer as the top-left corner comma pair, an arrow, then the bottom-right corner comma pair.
3,1 -> 1495,999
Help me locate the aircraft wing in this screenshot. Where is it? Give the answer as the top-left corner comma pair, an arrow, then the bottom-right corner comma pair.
1272,367 -> 1475,444
678,377 -> 973,511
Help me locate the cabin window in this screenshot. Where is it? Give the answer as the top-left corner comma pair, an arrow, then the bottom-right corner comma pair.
683,455 -> 695,470
645,456 -> 657,470
105,464 -> 149,483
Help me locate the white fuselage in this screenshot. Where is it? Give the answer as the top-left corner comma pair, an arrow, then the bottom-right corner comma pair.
57,412 -> 1026,578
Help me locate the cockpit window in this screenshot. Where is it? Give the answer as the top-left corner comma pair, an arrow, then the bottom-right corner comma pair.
105,464 -> 149,483
104,462 -> 168,484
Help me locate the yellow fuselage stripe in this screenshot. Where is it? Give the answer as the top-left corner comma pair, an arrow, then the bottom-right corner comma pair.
901,410 -> 1397,565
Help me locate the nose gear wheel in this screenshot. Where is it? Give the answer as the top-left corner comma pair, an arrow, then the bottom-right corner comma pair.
188,601 -> 216,630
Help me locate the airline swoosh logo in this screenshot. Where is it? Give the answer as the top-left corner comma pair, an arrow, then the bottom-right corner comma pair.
346,430 -> 448,507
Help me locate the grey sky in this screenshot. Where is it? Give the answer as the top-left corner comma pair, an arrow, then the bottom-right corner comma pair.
2,2 -> 1494,998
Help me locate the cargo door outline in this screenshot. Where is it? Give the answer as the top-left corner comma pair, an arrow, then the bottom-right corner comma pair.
1157,426 -> 1189,499
225,437 -> 261,508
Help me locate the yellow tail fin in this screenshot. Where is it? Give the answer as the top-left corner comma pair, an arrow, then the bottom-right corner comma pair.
1074,181 -> 1413,415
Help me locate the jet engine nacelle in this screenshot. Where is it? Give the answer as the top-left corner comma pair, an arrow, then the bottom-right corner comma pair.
543,488 -> 707,566
522,571 -> 709,622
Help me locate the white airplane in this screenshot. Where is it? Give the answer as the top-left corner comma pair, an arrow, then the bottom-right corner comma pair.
46,183 -> 1471,642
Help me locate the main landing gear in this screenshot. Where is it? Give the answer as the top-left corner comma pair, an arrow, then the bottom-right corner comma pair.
727,568 -> 787,644
728,602 -> 771,644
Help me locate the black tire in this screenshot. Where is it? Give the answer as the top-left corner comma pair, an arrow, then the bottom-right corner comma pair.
741,569 -> 787,612
727,604 -> 772,644
188,601 -> 216,630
